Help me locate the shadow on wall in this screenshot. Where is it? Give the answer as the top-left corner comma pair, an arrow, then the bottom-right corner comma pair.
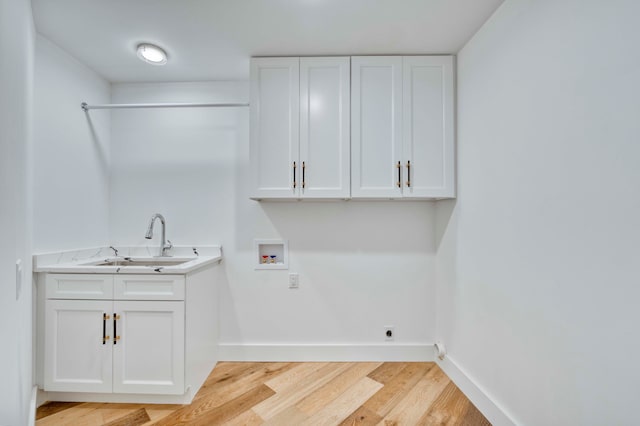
258,201 -> 437,253
435,199 -> 457,250
84,112 -> 109,178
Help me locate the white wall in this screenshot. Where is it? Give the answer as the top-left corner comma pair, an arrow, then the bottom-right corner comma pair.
109,82 -> 437,356
0,0 -> 34,424
33,35 -> 111,252
438,0 -> 640,424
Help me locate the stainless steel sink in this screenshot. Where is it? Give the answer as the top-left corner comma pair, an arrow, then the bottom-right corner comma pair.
95,259 -> 191,267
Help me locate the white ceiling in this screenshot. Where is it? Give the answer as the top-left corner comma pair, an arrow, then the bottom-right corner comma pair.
32,0 -> 504,83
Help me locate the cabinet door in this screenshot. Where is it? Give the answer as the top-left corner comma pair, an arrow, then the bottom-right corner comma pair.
44,299 -> 113,392
351,56 -> 403,198
402,56 -> 455,198
299,57 -> 351,198
250,57 -> 300,199
112,301 -> 185,394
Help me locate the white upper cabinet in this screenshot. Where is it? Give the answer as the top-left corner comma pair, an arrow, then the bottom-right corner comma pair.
251,55 -> 454,200
402,56 -> 455,198
352,55 -> 455,199
351,57 -> 403,198
250,57 -> 350,199
300,57 -> 351,198
250,57 -> 300,199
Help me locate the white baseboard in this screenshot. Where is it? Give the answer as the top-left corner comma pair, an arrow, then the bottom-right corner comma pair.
36,389 -> 49,408
28,386 -> 38,426
40,390 -> 193,405
437,355 -> 517,426
219,343 -> 435,362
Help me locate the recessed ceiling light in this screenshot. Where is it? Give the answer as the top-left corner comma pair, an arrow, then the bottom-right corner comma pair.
136,43 -> 167,65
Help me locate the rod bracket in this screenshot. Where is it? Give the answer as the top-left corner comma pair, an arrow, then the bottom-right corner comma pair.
81,102 -> 89,112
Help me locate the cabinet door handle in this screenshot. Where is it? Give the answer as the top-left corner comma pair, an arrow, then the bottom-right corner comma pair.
406,161 -> 411,187
302,161 -> 306,189
397,161 -> 401,188
293,162 -> 297,189
102,313 -> 110,344
113,313 -> 121,344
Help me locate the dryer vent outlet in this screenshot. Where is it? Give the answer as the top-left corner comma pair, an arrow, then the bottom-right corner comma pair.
434,341 -> 446,360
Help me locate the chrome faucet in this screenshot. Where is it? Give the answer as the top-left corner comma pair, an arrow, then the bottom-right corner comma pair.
145,213 -> 172,257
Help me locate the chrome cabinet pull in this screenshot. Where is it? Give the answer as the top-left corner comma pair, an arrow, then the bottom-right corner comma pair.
406,161 -> 411,187
293,162 -> 297,189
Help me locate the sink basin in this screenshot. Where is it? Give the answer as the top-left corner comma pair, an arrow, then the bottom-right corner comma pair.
95,258 -> 192,267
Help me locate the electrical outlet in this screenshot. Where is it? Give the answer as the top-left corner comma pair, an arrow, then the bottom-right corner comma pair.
16,259 -> 22,300
289,273 -> 299,289
384,326 -> 395,341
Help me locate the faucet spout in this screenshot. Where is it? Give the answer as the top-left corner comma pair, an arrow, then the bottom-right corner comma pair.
145,213 -> 172,256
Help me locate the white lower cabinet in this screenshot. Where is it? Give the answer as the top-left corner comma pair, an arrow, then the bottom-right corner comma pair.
43,275 -> 186,395
113,301 -> 184,394
44,299 -> 113,393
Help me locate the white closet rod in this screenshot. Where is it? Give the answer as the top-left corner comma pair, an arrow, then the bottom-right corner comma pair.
81,102 -> 249,111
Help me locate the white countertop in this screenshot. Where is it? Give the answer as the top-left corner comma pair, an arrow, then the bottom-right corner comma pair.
33,245 -> 222,274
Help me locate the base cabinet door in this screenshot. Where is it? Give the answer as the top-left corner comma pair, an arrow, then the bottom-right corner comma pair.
112,301 -> 185,394
44,299 -> 113,393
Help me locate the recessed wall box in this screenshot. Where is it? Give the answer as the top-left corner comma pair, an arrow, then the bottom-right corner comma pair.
254,239 -> 288,270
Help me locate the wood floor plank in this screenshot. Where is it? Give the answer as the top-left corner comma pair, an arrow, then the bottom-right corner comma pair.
378,365 -> 450,425
459,402 -> 492,426
262,405 -> 309,425
223,408 -> 265,426
301,377 -> 383,426
416,381 -> 471,425
103,408 -> 150,426
253,362 -> 352,420
151,363 -> 291,424
297,362 -> 382,415
193,362 -> 274,401
36,404 -> 101,426
197,362 -> 293,406
339,406 -> 383,426
36,401 -> 84,420
362,362 -> 433,417
366,362 -> 409,385
264,362 -> 328,392
140,406 -> 177,425
83,403 -> 152,424
36,362 -> 490,426
150,384 -> 275,426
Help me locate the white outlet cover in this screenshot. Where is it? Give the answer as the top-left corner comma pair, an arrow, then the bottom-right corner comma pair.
384,325 -> 395,341
15,259 -> 22,300
289,273 -> 299,289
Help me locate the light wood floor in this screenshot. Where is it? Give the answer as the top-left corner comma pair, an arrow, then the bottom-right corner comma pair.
36,362 -> 490,425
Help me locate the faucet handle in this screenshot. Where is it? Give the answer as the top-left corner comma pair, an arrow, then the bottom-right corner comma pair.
161,240 -> 173,257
